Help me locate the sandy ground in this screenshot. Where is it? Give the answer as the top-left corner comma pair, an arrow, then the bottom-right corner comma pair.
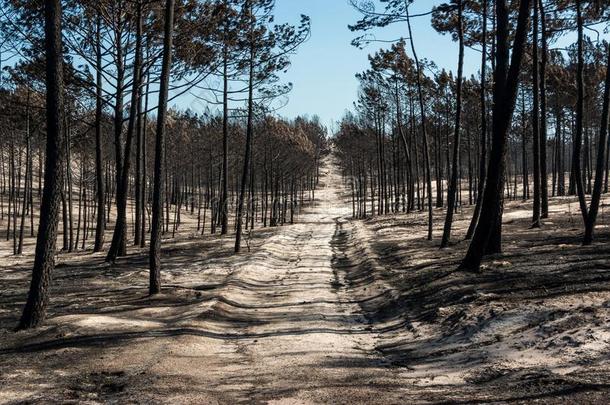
1,153 -> 610,404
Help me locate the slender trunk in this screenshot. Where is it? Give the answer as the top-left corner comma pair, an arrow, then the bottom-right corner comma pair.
107,0 -> 143,262
221,11 -> 230,235
583,45 -> 610,244
65,117 -> 73,252
531,0 -> 541,228
135,38 -> 143,246
75,156 -> 83,250
93,14 -> 105,252
406,3 -> 433,240
149,0 -> 175,294
111,0 -> 125,252
235,3 -> 255,253
17,91 -> 31,255
521,95 -> 529,200
441,0 -> 464,248
539,0 -> 549,218
572,0 -> 588,224
18,0 -> 65,330
140,68 -> 149,248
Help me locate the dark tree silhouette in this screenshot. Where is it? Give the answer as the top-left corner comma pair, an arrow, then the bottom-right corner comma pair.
18,0 -> 65,330
459,0 -> 532,271
149,0 -> 176,295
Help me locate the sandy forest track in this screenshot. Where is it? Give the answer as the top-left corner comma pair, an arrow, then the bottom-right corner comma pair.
2,153 -> 610,404
0,154 -> 408,404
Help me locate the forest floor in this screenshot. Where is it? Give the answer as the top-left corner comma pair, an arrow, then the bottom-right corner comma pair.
2,153 -> 610,404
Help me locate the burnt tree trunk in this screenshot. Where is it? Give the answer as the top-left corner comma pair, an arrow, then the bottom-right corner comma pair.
539,0 -> 549,218
459,0 -> 531,271
18,0 -> 65,330
572,0 -> 588,224
107,0 -> 143,262
406,4 -> 433,240
93,13 -> 105,252
441,0 -> 464,248
531,0 -> 541,228
149,0 -> 175,294
583,45 -> 610,244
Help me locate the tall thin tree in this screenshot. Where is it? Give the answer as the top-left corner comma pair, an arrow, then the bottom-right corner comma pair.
583,43 -> 610,244
531,0 -> 541,228
93,13 -> 105,252
459,0 -> 532,270
149,0 -> 176,294
441,0 -> 465,248
18,0 -> 65,330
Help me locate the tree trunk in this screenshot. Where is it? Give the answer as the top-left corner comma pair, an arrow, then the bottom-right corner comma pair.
140,68 -> 150,248
531,0 -> 541,228
107,0 -> 143,262
93,14 -> 105,253
441,0 -> 464,248
572,0 -> 588,224
583,45 -> 610,244
459,0 -> 532,271
221,33 -> 230,235
109,1 -> 126,257
406,4 -> 433,240
235,3 -> 255,253
18,0 -> 65,330
149,0 -> 175,294
17,91 -> 31,255
539,0 -> 549,218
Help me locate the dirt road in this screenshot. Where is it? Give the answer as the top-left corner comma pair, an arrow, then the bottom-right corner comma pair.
0,154 -> 411,404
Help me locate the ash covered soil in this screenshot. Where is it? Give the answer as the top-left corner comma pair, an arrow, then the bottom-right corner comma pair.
1,153 -> 610,404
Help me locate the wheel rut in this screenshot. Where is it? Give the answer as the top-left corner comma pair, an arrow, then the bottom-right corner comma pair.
201,153 -> 402,403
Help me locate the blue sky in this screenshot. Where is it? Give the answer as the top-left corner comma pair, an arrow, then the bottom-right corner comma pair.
271,0 -> 482,129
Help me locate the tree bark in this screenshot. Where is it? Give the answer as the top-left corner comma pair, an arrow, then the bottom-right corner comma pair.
18,0 -> 65,330
462,0 -> 487,240
221,28 -> 230,235
235,1 -> 255,253
572,0 -> 588,224
531,0 -> 541,228
459,0 -> 532,271
406,4 -> 433,240
583,45 -> 610,245
539,0 -> 549,218
93,14 -> 105,253
441,0 -> 464,248
107,0 -> 143,262
17,90 -> 31,255
149,0 -> 175,295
